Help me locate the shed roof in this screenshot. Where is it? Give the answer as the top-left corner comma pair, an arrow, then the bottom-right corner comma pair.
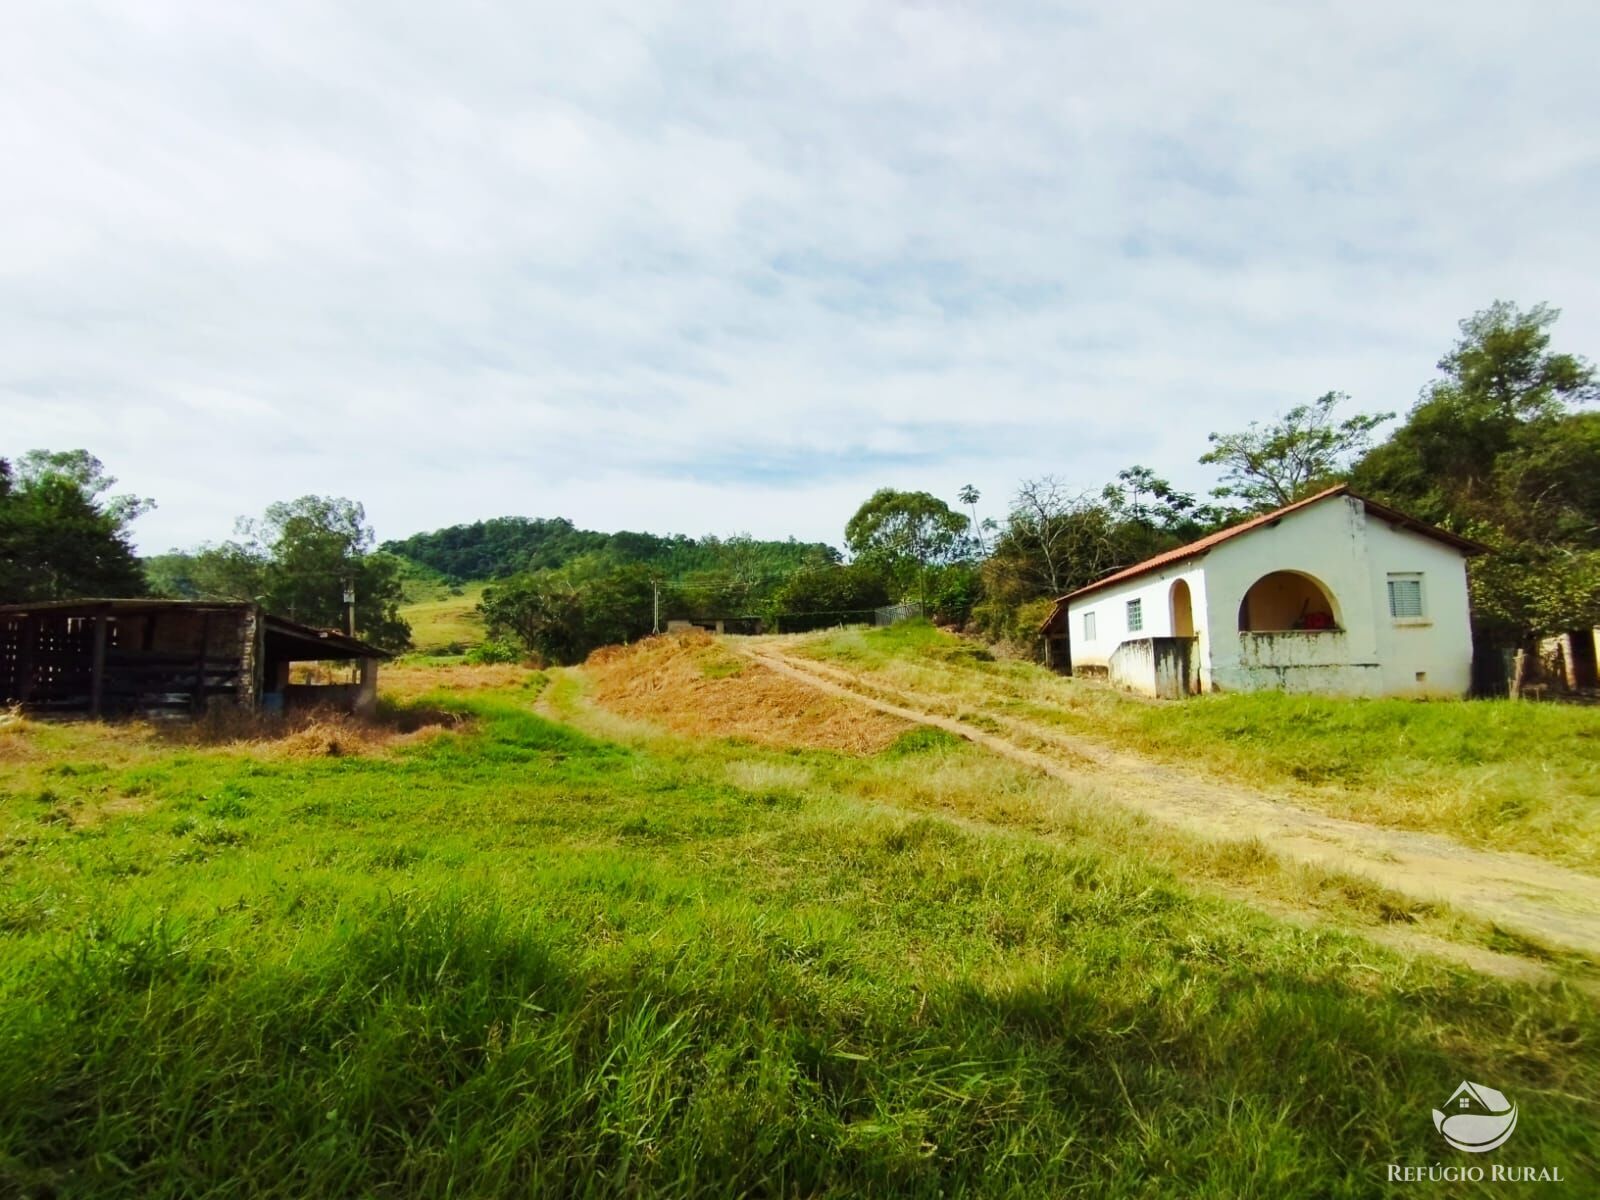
0,598 -> 391,660
262,613 -> 392,661
1039,486 -> 1487,631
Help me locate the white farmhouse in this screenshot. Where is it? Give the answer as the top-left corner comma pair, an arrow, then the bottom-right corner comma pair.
1040,486 -> 1486,698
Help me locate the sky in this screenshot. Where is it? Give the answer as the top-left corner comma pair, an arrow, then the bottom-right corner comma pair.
4,2 -> 1599,555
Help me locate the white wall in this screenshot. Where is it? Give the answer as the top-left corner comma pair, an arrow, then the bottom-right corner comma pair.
1068,564 -> 1207,673
1364,516 -> 1475,695
1067,494 -> 1476,697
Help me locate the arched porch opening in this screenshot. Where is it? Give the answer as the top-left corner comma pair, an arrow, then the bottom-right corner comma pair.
1237,571 -> 1340,632
1170,579 -> 1195,638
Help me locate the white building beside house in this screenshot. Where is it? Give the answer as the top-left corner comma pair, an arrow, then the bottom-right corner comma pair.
1040,486 -> 1485,698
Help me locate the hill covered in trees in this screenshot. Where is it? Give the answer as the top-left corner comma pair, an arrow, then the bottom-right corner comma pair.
381,516 -> 839,584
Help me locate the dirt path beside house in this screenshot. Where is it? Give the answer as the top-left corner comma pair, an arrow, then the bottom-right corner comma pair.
738,641 -> 1600,961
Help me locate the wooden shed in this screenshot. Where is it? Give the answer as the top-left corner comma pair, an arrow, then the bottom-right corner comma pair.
0,599 -> 390,719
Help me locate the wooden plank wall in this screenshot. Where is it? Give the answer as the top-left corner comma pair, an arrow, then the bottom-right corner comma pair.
0,608 -> 254,716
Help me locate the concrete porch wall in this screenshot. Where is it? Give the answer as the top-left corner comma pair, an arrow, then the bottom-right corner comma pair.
1210,630 -> 1383,695
1108,637 -> 1198,699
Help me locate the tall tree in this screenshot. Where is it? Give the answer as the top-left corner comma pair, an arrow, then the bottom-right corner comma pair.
149,496 -> 412,650
248,496 -> 411,650
1352,301 -> 1599,642
844,489 -> 969,609
1201,391 -> 1391,510
957,484 -> 986,553
999,478 -> 1115,597
972,479 -> 1128,646
0,450 -> 151,602
1102,465 -> 1214,543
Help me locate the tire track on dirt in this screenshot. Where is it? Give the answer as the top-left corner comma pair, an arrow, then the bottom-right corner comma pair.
739,642 -> 1600,961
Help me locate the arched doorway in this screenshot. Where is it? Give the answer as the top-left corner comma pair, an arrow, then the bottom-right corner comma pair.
1170,579 -> 1195,638
1237,571 -> 1339,632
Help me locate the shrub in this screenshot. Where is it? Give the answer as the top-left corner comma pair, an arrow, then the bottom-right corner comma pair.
467,640 -> 524,665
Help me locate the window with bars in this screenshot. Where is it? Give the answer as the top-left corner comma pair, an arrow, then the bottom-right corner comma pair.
1083,611 -> 1097,642
1126,598 -> 1143,632
1387,574 -> 1424,619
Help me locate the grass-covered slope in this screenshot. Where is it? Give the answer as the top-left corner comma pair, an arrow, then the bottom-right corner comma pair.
801,622 -> 1600,871
398,579 -> 489,652
1,667 -> 1597,1196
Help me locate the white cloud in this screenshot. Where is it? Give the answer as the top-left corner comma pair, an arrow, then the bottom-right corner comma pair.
2,1 -> 1598,553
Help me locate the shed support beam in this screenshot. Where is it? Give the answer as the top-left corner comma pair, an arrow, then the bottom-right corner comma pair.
193,612 -> 212,714
16,615 -> 37,704
90,612 -> 108,718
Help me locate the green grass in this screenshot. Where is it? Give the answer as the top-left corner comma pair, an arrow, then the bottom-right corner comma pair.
399,579 -> 490,652
802,622 -> 1600,871
1,677 -> 1597,1197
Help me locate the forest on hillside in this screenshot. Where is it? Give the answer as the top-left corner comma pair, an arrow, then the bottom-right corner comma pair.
381,516 -> 839,584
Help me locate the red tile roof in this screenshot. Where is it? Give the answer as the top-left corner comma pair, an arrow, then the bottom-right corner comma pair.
1052,485 -> 1486,612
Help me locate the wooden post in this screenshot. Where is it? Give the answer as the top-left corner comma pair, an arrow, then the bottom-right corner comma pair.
355,658 -> 377,717
16,615 -> 37,705
1509,645 -> 1533,700
89,611 -> 108,718
193,612 -> 212,714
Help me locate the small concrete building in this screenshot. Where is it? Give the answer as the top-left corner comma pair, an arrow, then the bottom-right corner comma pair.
1040,487 -> 1486,698
0,598 -> 389,718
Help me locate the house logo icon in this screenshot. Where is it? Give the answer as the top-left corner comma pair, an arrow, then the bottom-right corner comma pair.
1433,1081 -> 1518,1153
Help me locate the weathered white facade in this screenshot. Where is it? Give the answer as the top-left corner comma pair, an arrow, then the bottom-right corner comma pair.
1058,489 -> 1480,698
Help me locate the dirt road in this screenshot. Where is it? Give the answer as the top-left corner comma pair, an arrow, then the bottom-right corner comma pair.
739,642 -> 1600,961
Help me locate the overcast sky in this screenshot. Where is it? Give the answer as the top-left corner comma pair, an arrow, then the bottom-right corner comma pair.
4,2 -> 1598,554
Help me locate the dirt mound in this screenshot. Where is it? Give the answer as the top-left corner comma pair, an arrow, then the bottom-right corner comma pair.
584,633 -> 909,753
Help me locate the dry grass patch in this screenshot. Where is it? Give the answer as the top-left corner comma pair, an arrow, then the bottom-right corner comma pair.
66,794 -> 153,829
164,703 -> 465,759
585,632 -> 909,753
0,707 -> 34,764
0,710 -> 167,767
0,702 -> 467,771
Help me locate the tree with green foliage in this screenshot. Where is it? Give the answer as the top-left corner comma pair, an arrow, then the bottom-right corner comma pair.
383,516 -> 838,584
1353,301 -> 1599,643
143,543 -> 266,604
381,516 -> 613,580
762,562 -> 891,632
1201,391 -> 1392,511
957,484 -> 986,553
480,557 -> 655,664
248,496 -> 412,650
1102,465 -> 1217,553
148,496 -> 411,651
994,477 -> 1120,597
971,478 -> 1114,644
0,450 -> 151,602
844,489 -> 969,609
971,469 -> 1217,648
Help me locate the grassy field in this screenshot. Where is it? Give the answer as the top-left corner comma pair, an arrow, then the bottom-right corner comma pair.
1,655 -> 1597,1196
398,579 -> 489,652
798,622 -> 1600,872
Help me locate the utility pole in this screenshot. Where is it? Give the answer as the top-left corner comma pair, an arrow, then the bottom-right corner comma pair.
651,578 -> 661,635
342,580 -> 356,637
